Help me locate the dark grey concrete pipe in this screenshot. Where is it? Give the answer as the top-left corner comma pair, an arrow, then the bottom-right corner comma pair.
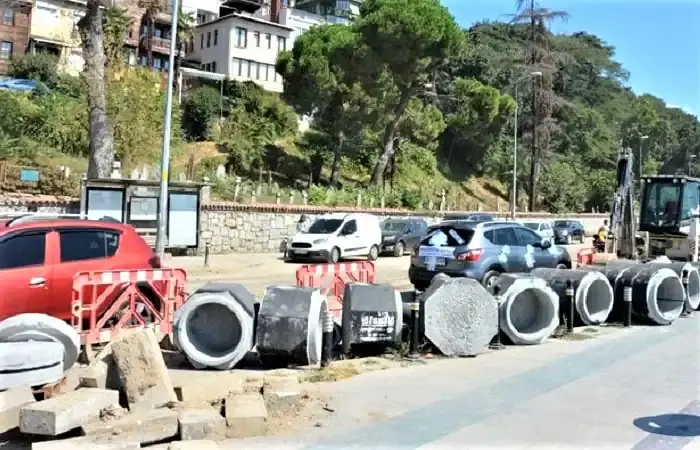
530,268 -> 614,325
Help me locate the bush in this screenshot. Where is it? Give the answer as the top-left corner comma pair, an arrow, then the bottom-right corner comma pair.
182,86 -> 221,141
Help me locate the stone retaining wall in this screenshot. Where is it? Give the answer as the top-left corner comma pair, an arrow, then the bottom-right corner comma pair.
0,197 -> 608,255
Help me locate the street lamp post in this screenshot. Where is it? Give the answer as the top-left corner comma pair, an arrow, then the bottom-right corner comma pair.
154,0 -> 181,259
511,71 -> 542,220
638,135 -> 648,181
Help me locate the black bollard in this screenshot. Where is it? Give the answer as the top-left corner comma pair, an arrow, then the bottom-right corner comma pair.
565,280 -> 575,333
623,285 -> 632,327
321,308 -> 334,367
405,301 -> 421,360
489,285 -> 505,350
682,273 -> 691,317
204,242 -> 210,268
252,300 -> 261,346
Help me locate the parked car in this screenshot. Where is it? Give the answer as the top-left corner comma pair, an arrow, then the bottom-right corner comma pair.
380,218 -> 428,257
521,220 -> 555,243
287,213 -> 382,263
0,215 -> 161,322
444,213 -> 495,222
408,221 -> 571,291
553,220 -> 586,244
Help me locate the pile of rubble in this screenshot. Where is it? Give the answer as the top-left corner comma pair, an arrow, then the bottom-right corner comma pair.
1,328 -> 309,449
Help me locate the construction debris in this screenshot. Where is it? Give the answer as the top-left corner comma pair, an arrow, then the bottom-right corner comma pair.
225,392 -> 268,436
81,407 -> 179,444
177,407 -> 226,440
263,376 -> 302,413
0,386 -> 34,433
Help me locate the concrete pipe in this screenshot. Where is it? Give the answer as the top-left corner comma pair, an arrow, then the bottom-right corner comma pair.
173,283 -> 255,370
495,274 -> 559,345
256,286 -> 328,367
645,261 -> 700,311
530,268 -> 614,325
613,265 -> 685,325
341,283 -> 403,355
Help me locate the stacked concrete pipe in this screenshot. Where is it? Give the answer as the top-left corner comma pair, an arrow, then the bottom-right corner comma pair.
530,268 -> 614,325
635,260 -> 700,311
173,283 -> 255,370
580,262 -> 685,325
494,274 -> 559,345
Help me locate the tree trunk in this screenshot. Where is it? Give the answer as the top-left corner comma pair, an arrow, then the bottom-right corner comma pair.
527,0 -> 538,212
79,0 -> 114,180
369,92 -> 411,186
329,130 -> 344,187
147,18 -> 154,68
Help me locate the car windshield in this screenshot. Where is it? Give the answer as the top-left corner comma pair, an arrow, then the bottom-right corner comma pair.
420,226 -> 474,247
307,218 -> 343,234
523,222 -> 539,230
382,220 -> 407,232
554,221 -> 569,228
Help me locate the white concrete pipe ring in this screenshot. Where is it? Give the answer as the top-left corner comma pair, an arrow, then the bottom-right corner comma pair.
392,289 -> 404,343
501,278 -> 559,345
683,266 -> 700,310
174,292 -> 254,369
305,290 -> 328,367
575,271 -> 614,325
646,268 -> 685,325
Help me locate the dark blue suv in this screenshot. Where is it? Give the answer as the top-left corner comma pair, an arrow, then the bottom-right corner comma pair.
408,221 -> 571,291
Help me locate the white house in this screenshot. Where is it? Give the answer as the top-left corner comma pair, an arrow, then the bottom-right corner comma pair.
191,12 -> 292,93
181,0 -> 219,24
277,5 -> 347,41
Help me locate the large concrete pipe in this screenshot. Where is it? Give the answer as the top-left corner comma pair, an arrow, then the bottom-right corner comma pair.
341,284 -> 403,355
643,261 -> 700,311
0,341 -> 65,390
604,264 -> 685,325
422,276 -> 497,356
495,274 -> 559,345
173,283 -> 255,370
530,268 -> 614,325
256,286 -> 328,367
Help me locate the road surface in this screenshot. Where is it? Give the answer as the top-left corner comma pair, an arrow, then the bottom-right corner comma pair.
219,316 -> 700,449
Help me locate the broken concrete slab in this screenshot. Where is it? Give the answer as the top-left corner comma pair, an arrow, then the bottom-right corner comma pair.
0,386 -> 34,433
20,388 -> 119,436
263,376 -> 301,413
225,393 -> 267,436
174,374 -> 244,404
178,407 -> 226,440
109,328 -> 177,410
31,435 -> 140,449
82,407 -> 178,444
79,361 -> 108,389
169,441 -> 219,450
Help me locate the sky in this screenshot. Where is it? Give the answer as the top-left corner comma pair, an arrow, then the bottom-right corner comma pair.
442,0 -> 700,116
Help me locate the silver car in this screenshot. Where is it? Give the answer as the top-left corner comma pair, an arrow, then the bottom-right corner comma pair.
521,220 -> 555,244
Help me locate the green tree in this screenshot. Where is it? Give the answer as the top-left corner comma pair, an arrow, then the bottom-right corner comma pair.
182,85 -> 221,141
103,6 -> 133,68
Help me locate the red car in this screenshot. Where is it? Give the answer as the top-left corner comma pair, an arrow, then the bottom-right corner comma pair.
0,215 -> 160,322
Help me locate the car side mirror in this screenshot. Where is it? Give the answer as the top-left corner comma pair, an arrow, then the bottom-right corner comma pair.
540,239 -> 552,249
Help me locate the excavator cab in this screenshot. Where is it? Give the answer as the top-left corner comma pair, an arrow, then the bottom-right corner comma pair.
640,175 -> 700,260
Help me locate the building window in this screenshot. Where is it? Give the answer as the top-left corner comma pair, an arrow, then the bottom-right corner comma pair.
232,57 -> 240,76
213,29 -> 218,46
206,31 -> 211,48
253,31 -> 260,47
277,36 -> 286,52
240,59 -> 249,77
3,8 -> 14,26
200,33 -> 203,49
153,58 -> 162,71
0,41 -> 12,60
273,68 -> 278,82
236,27 -> 247,48
212,61 -> 216,72
140,55 -> 147,66
265,33 -> 271,49
264,64 -> 269,81
250,61 -> 259,79
196,13 -> 206,25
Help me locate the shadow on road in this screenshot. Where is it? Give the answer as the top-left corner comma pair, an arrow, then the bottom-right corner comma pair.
633,412 -> 700,437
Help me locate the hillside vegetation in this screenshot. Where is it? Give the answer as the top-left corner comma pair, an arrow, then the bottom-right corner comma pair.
0,0 -> 697,213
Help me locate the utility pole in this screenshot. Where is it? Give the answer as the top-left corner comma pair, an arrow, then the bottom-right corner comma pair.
154,0 -> 180,258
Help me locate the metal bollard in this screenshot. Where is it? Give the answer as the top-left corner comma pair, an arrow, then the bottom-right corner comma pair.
406,301 -> 421,360
489,285 -> 505,350
565,280 -> 575,333
203,242 -> 210,268
682,273 -> 690,317
321,308 -> 334,367
623,285 -> 633,327
252,300 -> 261,346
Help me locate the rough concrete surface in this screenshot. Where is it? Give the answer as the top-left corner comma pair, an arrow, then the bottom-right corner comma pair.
81,407 -> 178,444
263,376 -> 301,413
225,393 -> 268,437
0,387 -> 34,433
31,436 -> 140,449
19,388 -> 119,436
422,277 -> 498,356
109,328 -> 177,410
178,408 -> 226,440
169,441 -> 219,450
174,373 -> 244,404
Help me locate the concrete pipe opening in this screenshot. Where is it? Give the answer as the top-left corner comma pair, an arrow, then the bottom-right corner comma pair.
305,290 -> 327,367
186,303 -> 243,359
576,272 -> 614,324
501,279 -> 558,345
684,267 -> 700,310
647,268 -> 685,325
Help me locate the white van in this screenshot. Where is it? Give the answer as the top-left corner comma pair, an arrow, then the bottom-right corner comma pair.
287,213 -> 382,263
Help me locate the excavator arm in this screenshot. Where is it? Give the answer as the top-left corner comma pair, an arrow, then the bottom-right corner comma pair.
606,147 -> 637,259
